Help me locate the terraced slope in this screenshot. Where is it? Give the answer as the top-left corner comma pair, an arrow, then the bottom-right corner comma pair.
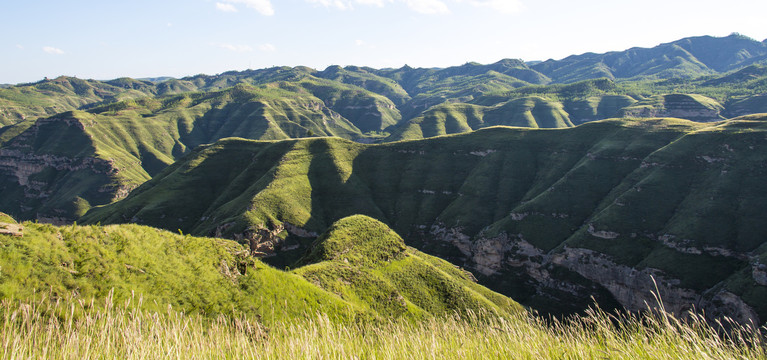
0,214 -> 520,323
82,118 -> 767,325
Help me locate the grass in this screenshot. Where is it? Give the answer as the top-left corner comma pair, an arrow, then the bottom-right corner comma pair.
81,117 -> 767,321
0,215 -> 519,324
0,295 -> 764,359
387,96 -> 574,141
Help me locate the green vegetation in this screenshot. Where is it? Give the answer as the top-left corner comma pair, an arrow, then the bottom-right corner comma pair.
82,117 -> 767,321
0,76 -> 155,125
2,33 -> 767,327
0,214 -> 519,323
2,296 -> 764,359
388,96 -> 573,141
530,34 -> 767,83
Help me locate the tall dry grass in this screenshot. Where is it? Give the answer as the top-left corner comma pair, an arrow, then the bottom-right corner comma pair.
1,291 -> 764,359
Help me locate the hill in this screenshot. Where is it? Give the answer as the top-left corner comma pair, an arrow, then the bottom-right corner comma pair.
531,34 -> 767,83
0,76 -> 156,126
387,96 -> 573,141
82,118 -> 767,325
0,83 -> 387,222
3,34 -> 767,222
0,213 -> 520,323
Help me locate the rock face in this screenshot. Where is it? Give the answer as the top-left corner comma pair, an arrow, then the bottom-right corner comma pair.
0,222 -> 23,236
0,116 -> 123,222
621,94 -> 725,122
429,225 -> 762,325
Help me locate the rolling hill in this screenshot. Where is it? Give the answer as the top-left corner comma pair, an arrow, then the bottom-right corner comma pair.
2,34 -> 767,225
82,117 -> 767,325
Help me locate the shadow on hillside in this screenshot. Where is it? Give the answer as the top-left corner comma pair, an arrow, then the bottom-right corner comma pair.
304,139 -> 388,230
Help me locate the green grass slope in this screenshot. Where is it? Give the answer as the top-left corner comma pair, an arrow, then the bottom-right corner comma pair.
387,96 -> 573,141
82,118 -> 767,324
317,65 -> 412,107
0,83 -> 372,222
295,215 -> 521,318
0,214 -> 520,324
0,76 -> 155,125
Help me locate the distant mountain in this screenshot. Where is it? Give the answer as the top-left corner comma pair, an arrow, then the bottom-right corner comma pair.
0,76 -> 156,125
83,117 -> 767,324
137,76 -> 175,83
532,34 -> 767,83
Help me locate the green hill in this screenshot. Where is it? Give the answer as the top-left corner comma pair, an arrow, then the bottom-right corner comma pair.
0,76 -> 155,125
619,94 -> 725,122
82,118 -> 767,325
0,213 -> 520,323
387,96 -> 573,141
4,34 -> 767,225
531,34 -> 767,83
0,83 -> 390,222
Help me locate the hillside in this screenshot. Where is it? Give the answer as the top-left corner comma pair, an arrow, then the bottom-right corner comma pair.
2,34 -> 767,232
387,96 -> 573,141
0,213 -> 520,323
0,83 -> 383,222
0,76 -> 155,126
82,117 -> 767,325
531,34 -> 767,83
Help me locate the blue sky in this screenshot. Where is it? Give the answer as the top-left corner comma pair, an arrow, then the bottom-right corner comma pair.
2,0 -> 767,84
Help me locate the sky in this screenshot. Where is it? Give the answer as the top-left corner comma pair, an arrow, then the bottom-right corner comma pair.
2,0 -> 767,84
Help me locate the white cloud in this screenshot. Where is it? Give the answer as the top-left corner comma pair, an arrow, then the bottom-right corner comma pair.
215,43 -> 254,52
404,0 -> 448,14
459,0 -> 523,13
16,44 -> 24,50
306,0 -> 448,14
42,46 -> 64,55
258,43 -> 276,52
355,39 -> 377,49
220,0 -> 274,15
306,0 -> 352,10
306,0 -> 524,14
356,0 -> 387,6
216,2 -> 238,12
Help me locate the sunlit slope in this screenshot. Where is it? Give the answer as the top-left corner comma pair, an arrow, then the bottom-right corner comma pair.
0,214 -> 520,323
0,84 -> 371,222
387,96 -> 573,141
0,76 -> 155,125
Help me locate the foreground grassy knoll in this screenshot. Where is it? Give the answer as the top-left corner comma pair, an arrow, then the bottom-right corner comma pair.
83,117 -> 767,324
0,214 -> 519,323
1,295 -> 764,359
